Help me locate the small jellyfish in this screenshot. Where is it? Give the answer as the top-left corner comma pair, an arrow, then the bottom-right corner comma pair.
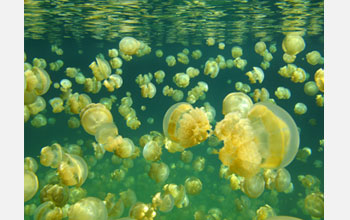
294,103 -> 307,115
204,60 -> 219,78
166,55 -> 176,67
255,41 -> 267,55
282,34 -> 305,56
304,81 -> 319,96
314,68 -> 324,92
152,192 -> 174,213
241,174 -> 265,198
148,162 -> 170,183
80,103 -> 113,135
275,168 -> 291,192
155,49 -> 163,58
304,192 -> 324,218
246,67 -> 265,84
222,92 -> 253,116
57,153 -> 88,187
185,177 -> 202,195
163,102 -> 211,148
119,37 -> 141,55
24,170 -> 39,202
33,201 -> 63,220
306,50 -> 323,65
231,46 -> 243,58
68,197 -> 108,220
206,37 -> 215,46
143,141 -> 162,161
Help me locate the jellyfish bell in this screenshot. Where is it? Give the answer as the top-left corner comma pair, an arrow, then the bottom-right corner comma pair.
248,101 -> 299,169
95,122 -> 118,145
32,66 -> 52,96
282,34 -> 305,56
241,174 -> 265,198
222,92 -> 253,116
24,170 -> 39,202
68,197 -> 108,220
143,140 -> 162,161
163,102 -> 211,148
119,37 -> 141,55
57,153 -> 88,187
80,103 -> 113,135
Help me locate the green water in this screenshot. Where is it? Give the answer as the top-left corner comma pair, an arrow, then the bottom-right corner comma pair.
24,0 -> 324,219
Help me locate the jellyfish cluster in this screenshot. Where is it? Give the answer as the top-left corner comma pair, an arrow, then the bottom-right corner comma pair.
24,33 -> 324,220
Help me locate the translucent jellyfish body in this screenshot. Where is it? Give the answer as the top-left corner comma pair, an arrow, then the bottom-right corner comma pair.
163,102 -> 211,148
204,60 -> 219,78
68,197 -> 108,220
152,192 -> 174,213
222,92 -> 253,116
58,154 -> 88,187
282,34 -> 305,56
40,143 -> 65,168
215,94 -> 299,178
33,201 -> 63,220
148,162 -> 170,183
143,141 -> 162,161
185,177 -> 202,195
245,67 -> 265,84
89,54 -> 112,81
241,174 -> 265,198
314,68 -> 324,92
24,170 -> 39,202
119,37 -> 141,55
80,103 -> 113,135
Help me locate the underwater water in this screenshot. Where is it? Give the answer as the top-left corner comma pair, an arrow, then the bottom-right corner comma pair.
24,0 -> 324,220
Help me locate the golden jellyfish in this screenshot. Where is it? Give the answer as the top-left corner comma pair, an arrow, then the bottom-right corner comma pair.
119,37 -> 141,55
89,54 -> 112,81
185,177 -> 202,195
275,168 -> 291,192
68,197 -> 108,220
27,96 -> 46,115
314,68 -> 324,92
40,184 -> 69,207
40,143 -> 64,168
241,174 -> 265,198
24,170 -> 39,202
291,67 -> 306,83
148,162 -> 170,183
49,97 -> 65,113
166,55 -> 176,67
304,81 -> 319,96
152,192 -> 174,213
206,37 -> 215,46
80,103 -> 113,135
304,192 -> 324,218
75,72 -> 86,85
114,137 -> 135,158
163,184 -> 188,208
306,50 -> 323,65
120,189 -> 137,208
155,49 -> 163,58
294,103 -> 307,115
143,140 -> 162,161
173,72 -> 190,88
222,92 -> 253,116
110,57 -> 123,69
24,105 -> 30,122
154,70 -> 165,84
255,41 -> 267,55
33,201 -> 63,220
57,153 -> 88,187
140,82 -> 157,98
215,99 -> 299,178
263,51 -> 273,62
245,67 -> 265,84
204,60 -> 219,78
129,202 -> 157,220
316,94 -> 324,107
177,52 -> 189,64
275,87 -> 291,100
260,61 -> 270,70
191,49 -> 202,60
231,46 -> 243,58
282,34 -> 305,56
230,173 -> 241,190
33,57 -> 47,69
32,67 -> 52,96
181,150 -> 193,163
24,157 -> 38,173
218,42 -> 225,50
192,156 -> 205,172
282,53 -> 296,64
65,67 -> 79,78
31,114 -> 47,128
67,116 -> 80,129
163,102 -> 211,148
104,193 -> 125,218
108,48 -> 119,58
95,122 -> 118,145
